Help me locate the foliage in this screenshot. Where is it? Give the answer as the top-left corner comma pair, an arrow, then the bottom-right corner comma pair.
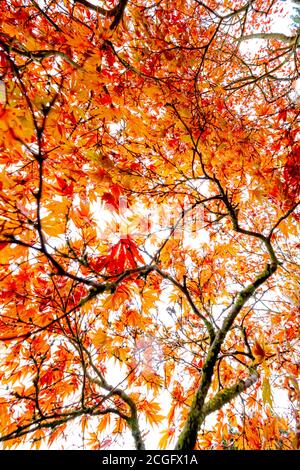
0,0 -> 299,450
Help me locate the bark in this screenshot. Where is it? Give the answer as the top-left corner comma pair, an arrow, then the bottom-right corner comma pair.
175,262 -> 277,450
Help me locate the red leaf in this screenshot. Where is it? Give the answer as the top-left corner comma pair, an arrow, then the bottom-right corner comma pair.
102,192 -> 119,212
99,94 -> 112,105
55,176 -> 74,196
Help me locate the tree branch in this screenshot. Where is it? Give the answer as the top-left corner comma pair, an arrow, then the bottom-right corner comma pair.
238,32 -> 298,44
202,369 -> 259,417
0,405 -> 124,443
175,218 -> 278,450
80,345 -> 145,450
30,0 -> 62,32
154,266 -> 215,343
0,36 -> 79,68
75,0 -> 128,29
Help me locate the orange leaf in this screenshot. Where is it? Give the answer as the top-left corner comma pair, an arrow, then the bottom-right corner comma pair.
253,340 -> 266,363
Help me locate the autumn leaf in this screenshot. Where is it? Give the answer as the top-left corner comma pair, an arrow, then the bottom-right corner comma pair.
102,192 -> 120,212
92,329 -> 112,349
262,376 -> 273,409
140,400 -> 164,427
158,427 -> 175,449
252,340 -> 266,364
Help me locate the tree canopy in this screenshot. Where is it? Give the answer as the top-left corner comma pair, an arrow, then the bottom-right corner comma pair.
0,0 -> 299,450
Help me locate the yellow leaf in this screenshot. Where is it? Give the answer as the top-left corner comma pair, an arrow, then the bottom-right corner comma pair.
97,413 -> 111,433
142,400 -> 164,426
30,429 -> 45,449
43,200 -> 69,236
253,340 -> 266,363
262,376 -> 273,409
164,361 -> 174,388
279,219 -> 289,237
158,428 -> 175,449
43,217 -> 66,237
81,415 -> 88,433
92,329 -> 111,348
112,346 -> 129,363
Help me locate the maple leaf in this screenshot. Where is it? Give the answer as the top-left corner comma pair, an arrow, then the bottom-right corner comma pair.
252,340 -> 266,364
158,427 -> 175,449
102,192 -> 119,213
104,236 -> 144,275
54,175 -> 74,197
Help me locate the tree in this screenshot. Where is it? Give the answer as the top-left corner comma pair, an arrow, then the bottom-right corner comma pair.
0,0 -> 299,450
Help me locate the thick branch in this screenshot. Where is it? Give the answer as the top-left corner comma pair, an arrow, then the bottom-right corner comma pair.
173,169 -> 283,449
175,261 -> 277,450
238,32 -> 298,44
202,370 -> 259,417
75,0 -> 128,29
0,405 -> 123,443
214,177 -> 279,266
0,38 -> 79,68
